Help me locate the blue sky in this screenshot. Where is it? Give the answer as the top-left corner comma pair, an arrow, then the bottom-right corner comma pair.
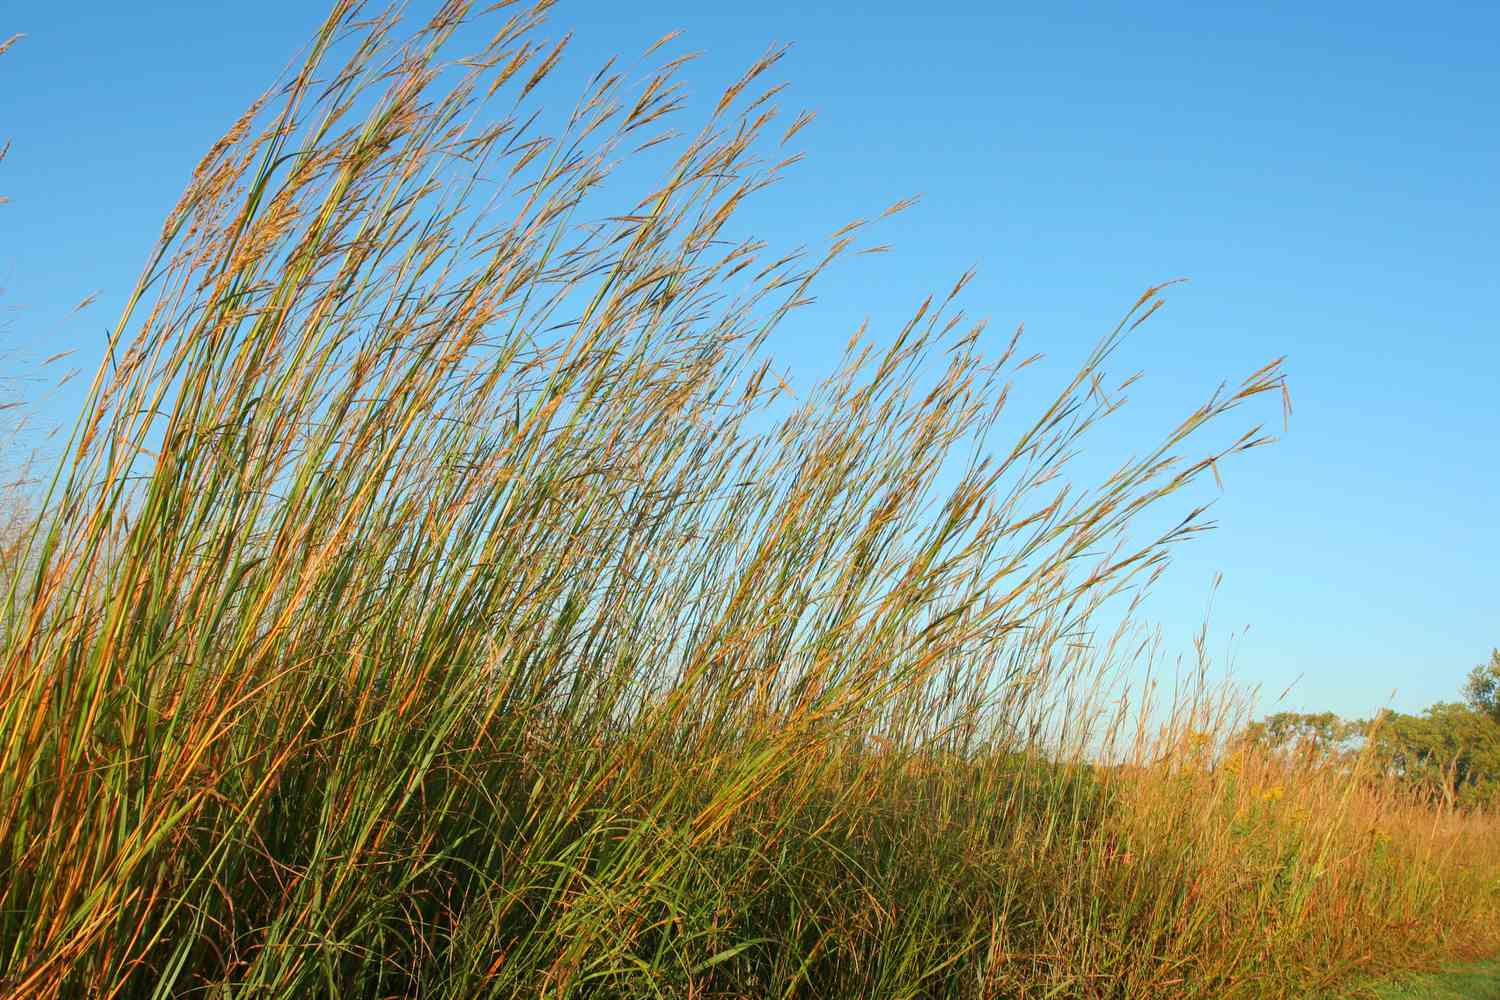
2,1 -> 1495,719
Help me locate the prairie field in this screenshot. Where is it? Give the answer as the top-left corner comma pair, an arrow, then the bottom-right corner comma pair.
1,3 -> 1497,998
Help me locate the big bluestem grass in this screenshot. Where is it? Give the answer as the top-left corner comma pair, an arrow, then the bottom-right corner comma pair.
0,4 -> 1495,997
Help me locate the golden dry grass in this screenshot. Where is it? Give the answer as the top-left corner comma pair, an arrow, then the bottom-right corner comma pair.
0,3 -> 1495,997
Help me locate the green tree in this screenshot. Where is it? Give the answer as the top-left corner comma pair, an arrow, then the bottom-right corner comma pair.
1364,702 -> 1500,811
1464,649 -> 1500,724
1243,711 -> 1359,763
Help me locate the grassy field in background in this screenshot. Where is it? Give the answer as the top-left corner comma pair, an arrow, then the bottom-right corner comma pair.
1,3 -> 1498,997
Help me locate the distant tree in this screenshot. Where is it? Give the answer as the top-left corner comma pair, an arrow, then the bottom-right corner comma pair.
1242,711 -> 1359,763
1243,651 -> 1500,811
1465,649 -> 1500,724
1364,702 -> 1500,811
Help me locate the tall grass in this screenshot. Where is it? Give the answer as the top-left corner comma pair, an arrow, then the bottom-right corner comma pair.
1,3 -> 1495,997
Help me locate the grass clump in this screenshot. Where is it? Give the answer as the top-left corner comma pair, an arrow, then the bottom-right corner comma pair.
1,3 -> 1496,997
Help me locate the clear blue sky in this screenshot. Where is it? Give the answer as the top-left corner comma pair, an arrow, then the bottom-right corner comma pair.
2,1 -> 1495,719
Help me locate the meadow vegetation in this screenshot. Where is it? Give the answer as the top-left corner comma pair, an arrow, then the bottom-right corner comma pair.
1,3 -> 1497,997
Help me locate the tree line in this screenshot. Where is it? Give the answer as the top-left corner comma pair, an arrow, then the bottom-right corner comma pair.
1244,649 -> 1500,810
